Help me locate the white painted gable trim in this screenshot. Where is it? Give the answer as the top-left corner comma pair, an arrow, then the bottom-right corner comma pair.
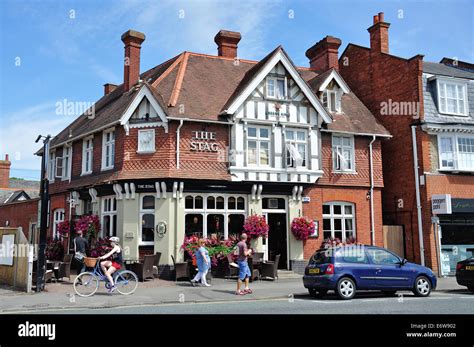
224,49 -> 333,124
119,85 -> 168,126
318,70 -> 351,94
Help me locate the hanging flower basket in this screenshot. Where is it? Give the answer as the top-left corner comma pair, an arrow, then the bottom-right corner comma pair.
57,220 -> 70,238
291,216 -> 315,241
243,214 -> 269,239
75,214 -> 101,241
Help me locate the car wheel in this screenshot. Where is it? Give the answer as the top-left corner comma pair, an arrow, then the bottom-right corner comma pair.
336,277 -> 356,300
382,290 -> 397,297
467,286 -> 474,293
413,276 -> 432,297
308,288 -> 327,298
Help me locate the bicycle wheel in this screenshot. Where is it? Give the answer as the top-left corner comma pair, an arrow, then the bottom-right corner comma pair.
74,272 -> 99,297
114,270 -> 138,295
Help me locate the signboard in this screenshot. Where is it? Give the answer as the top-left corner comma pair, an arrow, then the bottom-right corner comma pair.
302,197 -> 311,203
136,184 -> 156,192
432,194 -> 452,214
190,131 -> 218,152
451,198 -> 474,213
0,234 -> 15,266
441,252 -> 451,276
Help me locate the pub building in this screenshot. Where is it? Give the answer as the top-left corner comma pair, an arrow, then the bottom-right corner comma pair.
41,29 -> 390,275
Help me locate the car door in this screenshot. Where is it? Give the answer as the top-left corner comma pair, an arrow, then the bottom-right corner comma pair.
366,248 -> 411,289
335,247 -> 376,289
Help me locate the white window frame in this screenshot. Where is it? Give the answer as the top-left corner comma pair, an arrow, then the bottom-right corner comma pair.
101,128 -> 115,171
61,145 -> 72,181
436,79 -> 468,117
266,77 -> 287,100
53,208 -> 65,239
101,196 -> 117,238
184,194 -> 246,239
322,202 -> 356,242
137,129 -> 156,153
332,134 -> 355,172
247,125 -> 271,167
140,195 -> 155,246
82,136 -> 93,175
285,128 -> 308,168
322,90 -> 341,113
438,133 -> 474,171
48,150 -> 56,182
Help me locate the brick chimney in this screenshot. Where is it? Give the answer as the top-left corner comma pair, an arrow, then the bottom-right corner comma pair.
305,36 -> 342,71
368,12 -> 390,54
214,30 -> 241,59
104,83 -> 118,96
121,30 -> 146,91
0,154 -> 11,189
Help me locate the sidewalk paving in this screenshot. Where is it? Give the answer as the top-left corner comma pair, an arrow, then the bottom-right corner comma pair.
0,275 -> 465,313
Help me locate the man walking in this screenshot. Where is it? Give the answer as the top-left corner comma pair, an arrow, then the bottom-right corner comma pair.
236,233 -> 252,295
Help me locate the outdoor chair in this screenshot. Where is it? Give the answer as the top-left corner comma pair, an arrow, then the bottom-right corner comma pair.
248,257 -> 260,282
57,254 -> 73,281
171,254 -> 189,281
32,260 -> 54,287
260,254 -> 280,280
129,254 -> 155,281
153,252 -> 162,278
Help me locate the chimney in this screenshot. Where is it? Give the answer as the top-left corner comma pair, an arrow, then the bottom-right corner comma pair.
305,36 -> 342,71
368,12 -> 390,53
104,83 -> 118,96
0,154 -> 11,189
214,30 -> 241,59
121,30 -> 146,91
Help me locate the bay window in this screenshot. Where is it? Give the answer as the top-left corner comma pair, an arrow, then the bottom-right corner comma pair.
438,134 -> 474,171
323,202 -> 355,241
332,134 -> 354,172
437,80 -> 468,116
102,128 -> 115,170
140,195 -> 155,245
285,129 -> 307,168
82,136 -> 93,175
247,126 -> 270,166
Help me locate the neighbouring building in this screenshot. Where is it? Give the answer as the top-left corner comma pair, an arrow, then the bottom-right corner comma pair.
34,28 -> 389,275
340,12 -> 474,274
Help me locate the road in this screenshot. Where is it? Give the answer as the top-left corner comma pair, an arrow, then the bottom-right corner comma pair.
24,290 -> 474,314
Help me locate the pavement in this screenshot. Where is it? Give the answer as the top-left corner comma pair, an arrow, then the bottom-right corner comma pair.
0,275 -> 469,314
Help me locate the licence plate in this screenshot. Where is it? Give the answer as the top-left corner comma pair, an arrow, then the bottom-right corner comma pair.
309,268 -> 320,274
465,265 -> 474,270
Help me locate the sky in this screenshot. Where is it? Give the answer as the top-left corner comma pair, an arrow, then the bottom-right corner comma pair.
0,0 -> 473,180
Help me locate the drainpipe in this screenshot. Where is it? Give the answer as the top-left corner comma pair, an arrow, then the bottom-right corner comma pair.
176,119 -> 184,169
369,135 -> 376,246
411,125 -> 425,266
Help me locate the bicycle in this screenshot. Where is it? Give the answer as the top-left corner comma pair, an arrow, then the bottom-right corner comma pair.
73,257 -> 138,297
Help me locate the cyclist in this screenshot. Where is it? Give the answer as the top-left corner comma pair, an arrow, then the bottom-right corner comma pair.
99,236 -> 123,293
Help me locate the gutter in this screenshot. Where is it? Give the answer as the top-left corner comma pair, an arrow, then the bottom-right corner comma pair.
167,116 -> 234,125
411,125 -> 425,266
176,119 -> 184,169
369,135 -> 376,246
320,129 -> 392,138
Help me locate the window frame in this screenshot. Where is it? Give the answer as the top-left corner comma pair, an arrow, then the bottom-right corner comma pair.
101,196 -> 117,238
82,136 -> 94,175
438,133 -> 474,171
322,202 -> 356,242
285,128 -> 308,168
246,125 -> 271,167
101,128 -> 115,171
332,134 -> 355,173
266,77 -> 287,100
137,129 -> 156,154
48,150 -> 56,182
61,145 -> 72,181
436,79 -> 468,117
52,208 -> 65,240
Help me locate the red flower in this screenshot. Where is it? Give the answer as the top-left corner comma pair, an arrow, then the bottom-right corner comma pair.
291,217 -> 315,241
243,214 -> 269,239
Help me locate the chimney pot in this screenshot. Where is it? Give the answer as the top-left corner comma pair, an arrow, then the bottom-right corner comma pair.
214,30 -> 241,59
368,12 -> 390,54
121,29 -> 146,91
305,35 -> 342,71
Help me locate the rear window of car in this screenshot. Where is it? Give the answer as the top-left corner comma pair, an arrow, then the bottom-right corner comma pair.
335,247 -> 369,264
311,250 -> 333,264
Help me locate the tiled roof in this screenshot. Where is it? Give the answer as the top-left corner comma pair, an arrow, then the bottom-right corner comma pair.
423,61 -> 474,80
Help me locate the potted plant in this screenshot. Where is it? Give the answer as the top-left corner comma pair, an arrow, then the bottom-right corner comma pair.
291,216 -> 315,241
45,238 -> 64,261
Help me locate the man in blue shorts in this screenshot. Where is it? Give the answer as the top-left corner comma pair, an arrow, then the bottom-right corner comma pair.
236,233 -> 253,295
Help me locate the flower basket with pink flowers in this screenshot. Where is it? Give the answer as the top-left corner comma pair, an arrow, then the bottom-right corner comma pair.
291,216 -> 315,241
57,220 -> 70,239
75,214 -> 101,241
243,214 -> 269,239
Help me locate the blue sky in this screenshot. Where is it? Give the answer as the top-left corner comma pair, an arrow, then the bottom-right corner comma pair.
0,0 -> 472,180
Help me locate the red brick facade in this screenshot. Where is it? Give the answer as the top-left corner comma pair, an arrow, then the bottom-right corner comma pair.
0,199 -> 39,238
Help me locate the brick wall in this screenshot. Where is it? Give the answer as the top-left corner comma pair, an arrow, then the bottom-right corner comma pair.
0,199 -> 39,239
302,186 -> 383,259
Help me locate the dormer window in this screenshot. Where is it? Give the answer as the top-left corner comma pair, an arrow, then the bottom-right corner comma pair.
266,77 -> 286,99
322,90 -> 341,113
436,79 -> 468,116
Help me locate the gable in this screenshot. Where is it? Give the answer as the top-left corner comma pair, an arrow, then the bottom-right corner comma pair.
318,70 -> 351,93
223,47 -> 332,124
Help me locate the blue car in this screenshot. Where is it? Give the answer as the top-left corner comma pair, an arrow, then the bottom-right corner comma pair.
303,245 -> 437,300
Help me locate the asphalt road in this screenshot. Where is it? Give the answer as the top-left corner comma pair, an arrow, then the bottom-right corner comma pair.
25,290 -> 474,314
